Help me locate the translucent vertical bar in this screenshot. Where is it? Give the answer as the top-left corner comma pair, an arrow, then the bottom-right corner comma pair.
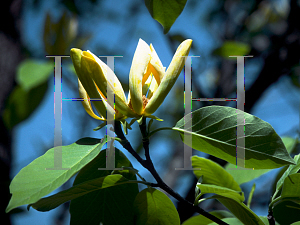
176,56 -> 201,171
46,56 -> 70,170
229,55 -> 253,170
98,56 -> 123,171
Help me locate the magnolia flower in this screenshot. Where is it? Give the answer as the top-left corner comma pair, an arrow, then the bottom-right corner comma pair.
70,38 -> 192,122
70,48 -> 135,121
129,38 -> 192,116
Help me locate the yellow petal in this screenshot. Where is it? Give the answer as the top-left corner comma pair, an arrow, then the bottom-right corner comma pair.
78,79 -> 105,120
141,64 -> 152,87
129,38 -> 151,115
147,74 -> 158,99
149,44 -> 165,84
71,48 -> 107,118
88,51 -> 127,103
142,74 -> 153,96
144,39 -> 192,115
144,44 -> 165,100
81,51 -> 137,118
94,84 -> 124,121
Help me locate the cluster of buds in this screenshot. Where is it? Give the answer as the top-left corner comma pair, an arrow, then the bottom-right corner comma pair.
70,38 -> 192,123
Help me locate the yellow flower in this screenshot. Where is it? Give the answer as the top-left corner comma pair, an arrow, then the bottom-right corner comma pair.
70,38 -> 192,121
70,48 -> 136,121
129,38 -> 192,116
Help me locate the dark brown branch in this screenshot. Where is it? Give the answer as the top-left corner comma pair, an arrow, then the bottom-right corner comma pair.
267,210 -> 275,225
115,120 -> 229,225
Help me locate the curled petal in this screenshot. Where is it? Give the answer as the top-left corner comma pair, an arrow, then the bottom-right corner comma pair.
81,51 -> 136,118
144,39 -> 192,115
87,51 -> 127,104
78,79 -> 105,121
71,48 -> 107,119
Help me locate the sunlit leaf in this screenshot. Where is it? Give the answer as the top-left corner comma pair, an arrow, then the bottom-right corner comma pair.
6,137 -> 108,213
225,164 -> 271,185
192,156 -> 241,192
196,184 -> 244,203
282,137 -> 298,154
173,106 -> 295,169
182,210 -> 234,225
291,222 -> 300,225
204,195 -> 265,225
208,218 -> 244,225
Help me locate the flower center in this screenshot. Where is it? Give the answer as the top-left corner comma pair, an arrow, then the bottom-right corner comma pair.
142,95 -> 149,109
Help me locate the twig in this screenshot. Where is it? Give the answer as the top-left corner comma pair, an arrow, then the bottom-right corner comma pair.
114,120 -> 228,225
267,210 -> 275,225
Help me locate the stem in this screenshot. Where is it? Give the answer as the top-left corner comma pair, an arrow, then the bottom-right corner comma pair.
267,210 -> 275,225
148,127 -> 174,137
115,120 -> 228,225
114,121 -> 145,166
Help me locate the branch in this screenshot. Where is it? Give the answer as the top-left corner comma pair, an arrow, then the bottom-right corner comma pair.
115,120 -> 228,225
267,210 -> 275,225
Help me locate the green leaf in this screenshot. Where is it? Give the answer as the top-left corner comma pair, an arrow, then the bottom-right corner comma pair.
173,106 -> 295,169
16,60 -> 53,91
282,137 -> 298,154
247,183 -> 256,208
192,156 -> 241,192
70,148 -> 139,225
273,200 -> 300,225
3,83 -> 48,129
208,218 -> 244,225
6,137 -> 108,213
280,173 -> 300,199
210,210 -> 235,219
209,216 -> 280,225
225,136 -> 296,185
291,222 -> 300,225
144,0 -> 187,34
259,216 -> 280,225
270,174 -> 300,224
3,57 -> 54,129
93,122 -> 106,131
28,174 -> 140,212
133,187 -> 180,225
271,165 -> 288,198
196,184 -> 244,203
182,210 -> 234,225
205,195 -> 265,225
273,154 -> 300,201
213,41 -> 251,58
225,163 -> 271,185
